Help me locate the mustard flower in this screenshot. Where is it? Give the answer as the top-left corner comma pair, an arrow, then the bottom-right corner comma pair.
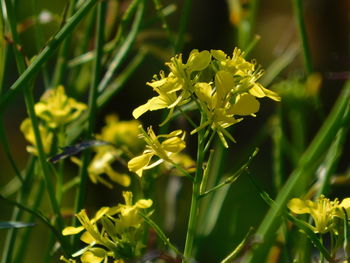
128,126 -> 186,177
287,195 -> 350,234
133,49 -> 211,122
97,115 -> 144,154
20,118 -> 53,155
35,85 -> 87,128
211,48 -> 280,101
62,192 -> 152,262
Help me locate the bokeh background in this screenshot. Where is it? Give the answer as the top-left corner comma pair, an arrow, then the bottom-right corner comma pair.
1,0 -> 349,262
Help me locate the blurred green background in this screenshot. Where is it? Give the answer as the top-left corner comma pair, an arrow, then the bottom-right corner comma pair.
0,0 -> 349,262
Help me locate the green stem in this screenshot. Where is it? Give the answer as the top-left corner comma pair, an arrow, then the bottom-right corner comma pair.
174,0 -> 192,53
183,119 -> 205,262
72,0 -> 106,246
4,0 -> 65,233
0,0 -> 98,112
200,148 -> 259,198
14,179 -> 45,263
293,0 -> 313,74
245,81 -> 350,262
97,0 -> 144,93
0,118 -> 24,183
51,0 -> 77,87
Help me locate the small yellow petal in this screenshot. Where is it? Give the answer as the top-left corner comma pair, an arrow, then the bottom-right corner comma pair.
128,153 -> 153,177
62,226 -> 84,236
81,250 -> 104,263
287,198 -> 311,214
230,93 -> 260,116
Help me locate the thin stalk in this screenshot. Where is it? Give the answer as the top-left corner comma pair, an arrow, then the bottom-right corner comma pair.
3,0 -> 65,233
245,81 -> 350,262
174,0 -> 192,53
0,194 -> 69,256
30,0 -> 50,88
140,212 -> 184,258
293,0 -> 313,74
316,126 -> 348,196
98,0 -> 144,93
66,51 -> 147,144
72,0 -> 106,246
13,179 -> 45,263
152,0 -> 175,51
0,0 -> 98,112
51,0 -> 77,87
0,3 -> 7,95
200,148 -> 259,198
0,119 -> 23,183
183,116 -> 205,262
0,158 -> 35,263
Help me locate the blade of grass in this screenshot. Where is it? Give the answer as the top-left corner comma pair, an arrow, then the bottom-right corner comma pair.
0,0 -> 98,112
245,81 -> 350,262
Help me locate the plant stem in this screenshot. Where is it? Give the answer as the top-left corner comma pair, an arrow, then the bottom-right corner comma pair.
0,0 -> 98,112
293,0 -> 313,74
51,0 -> 77,87
72,0 -> 106,246
183,118 -> 205,262
245,81 -> 350,262
3,0 -> 65,233
98,0 -> 144,93
174,0 -> 192,53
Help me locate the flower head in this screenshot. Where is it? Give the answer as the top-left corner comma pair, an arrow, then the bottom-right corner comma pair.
133,50 -> 211,122
35,85 -> 87,128
288,195 -> 343,234
20,118 -> 53,155
62,192 -> 152,262
128,126 -> 186,177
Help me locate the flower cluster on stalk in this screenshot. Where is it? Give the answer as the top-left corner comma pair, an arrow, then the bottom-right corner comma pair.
62,191 -> 152,263
133,48 -> 280,148
20,85 -> 87,156
288,195 -> 350,234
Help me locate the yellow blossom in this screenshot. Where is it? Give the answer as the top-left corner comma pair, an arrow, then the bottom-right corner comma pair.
97,115 -> 143,154
62,192 -> 152,262
288,195 -> 340,234
20,118 -> 53,155
128,126 -> 186,177
35,85 -> 87,128
133,50 -> 211,122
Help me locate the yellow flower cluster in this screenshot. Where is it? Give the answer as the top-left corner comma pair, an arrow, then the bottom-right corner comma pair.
20,86 -> 87,156
83,115 -> 143,188
133,48 -> 280,147
288,195 -> 350,234
62,191 -> 152,263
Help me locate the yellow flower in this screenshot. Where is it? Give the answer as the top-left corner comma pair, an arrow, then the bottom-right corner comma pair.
133,50 -> 211,122
20,118 -> 53,155
97,115 -> 143,154
288,195 -> 340,234
35,85 -> 87,128
108,191 -> 153,232
88,149 -> 131,188
128,126 -> 186,177
62,192 -> 152,262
